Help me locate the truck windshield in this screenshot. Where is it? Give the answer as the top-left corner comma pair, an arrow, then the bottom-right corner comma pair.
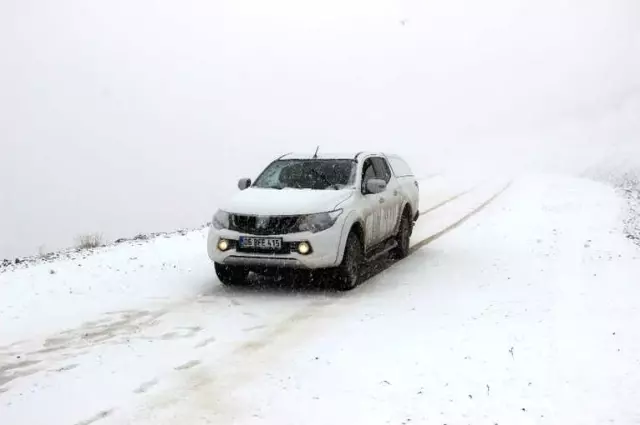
253,159 -> 356,190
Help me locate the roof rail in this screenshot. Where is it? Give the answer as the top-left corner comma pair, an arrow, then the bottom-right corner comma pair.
277,152 -> 292,160
354,151 -> 364,160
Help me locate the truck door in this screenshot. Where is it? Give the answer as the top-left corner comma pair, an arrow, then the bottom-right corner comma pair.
361,158 -> 385,249
370,156 -> 402,240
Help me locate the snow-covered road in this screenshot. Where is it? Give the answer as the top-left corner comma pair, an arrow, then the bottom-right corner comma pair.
2,174 -> 640,425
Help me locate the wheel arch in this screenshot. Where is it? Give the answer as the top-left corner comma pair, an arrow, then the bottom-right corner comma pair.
393,201 -> 413,235
350,221 -> 365,246
334,211 -> 365,265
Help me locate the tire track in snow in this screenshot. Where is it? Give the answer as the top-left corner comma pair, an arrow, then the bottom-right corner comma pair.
411,181 -> 513,253
419,186 -> 478,216
73,409 -> 114,425
361,180 -> 509,280
125,298 -> 338,423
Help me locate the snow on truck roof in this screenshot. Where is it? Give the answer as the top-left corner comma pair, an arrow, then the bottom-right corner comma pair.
278,152 -> 392,161
275,152 -> 414,176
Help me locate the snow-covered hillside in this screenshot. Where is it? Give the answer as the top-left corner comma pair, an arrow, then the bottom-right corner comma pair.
2,174 -> 640,425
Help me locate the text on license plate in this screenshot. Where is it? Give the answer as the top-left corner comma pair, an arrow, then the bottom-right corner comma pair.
239,236 -> 282,250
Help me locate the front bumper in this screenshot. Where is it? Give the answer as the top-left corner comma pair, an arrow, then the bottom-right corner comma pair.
207,223 -> 344,270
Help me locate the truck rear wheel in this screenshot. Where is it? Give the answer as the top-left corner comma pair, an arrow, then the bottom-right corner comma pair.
392,212 -> 411,259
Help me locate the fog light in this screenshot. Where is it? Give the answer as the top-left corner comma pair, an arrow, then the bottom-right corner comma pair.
217,239 -> 230,251
297,242 -> 311,255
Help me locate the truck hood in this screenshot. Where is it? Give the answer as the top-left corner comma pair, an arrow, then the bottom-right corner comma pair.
221,188 -> 354,216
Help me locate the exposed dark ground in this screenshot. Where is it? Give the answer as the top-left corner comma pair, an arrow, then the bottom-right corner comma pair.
621,176 -> 640,244
583,164 -> 640,245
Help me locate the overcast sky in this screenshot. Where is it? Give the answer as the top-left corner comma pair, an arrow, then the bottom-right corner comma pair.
1,0 -> 639,257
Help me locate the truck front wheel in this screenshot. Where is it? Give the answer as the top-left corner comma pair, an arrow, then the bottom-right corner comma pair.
215,263 -> 249,286
334,232 -> 363,291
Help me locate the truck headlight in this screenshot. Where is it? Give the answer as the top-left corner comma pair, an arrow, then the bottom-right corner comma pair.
212,210 -> 230,230
298,209 -> 343,233
217,238 -> 230,251
297,241 -> 311,255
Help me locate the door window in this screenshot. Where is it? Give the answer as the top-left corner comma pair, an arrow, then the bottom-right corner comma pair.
361,158 -> 377,193
370,157 -> 392,183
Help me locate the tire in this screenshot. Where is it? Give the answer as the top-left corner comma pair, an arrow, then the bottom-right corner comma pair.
334,232 -> 364,291
214,263 -> 249,286
392,212 -> 411,260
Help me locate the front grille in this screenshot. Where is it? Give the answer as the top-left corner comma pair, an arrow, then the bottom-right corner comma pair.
229,214 -> 300,235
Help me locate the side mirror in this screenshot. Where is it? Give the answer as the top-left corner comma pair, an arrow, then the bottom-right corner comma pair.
365,178 -> 386,194
238,178 -> 252,190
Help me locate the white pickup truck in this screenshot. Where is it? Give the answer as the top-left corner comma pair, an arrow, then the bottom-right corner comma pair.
207,151 -> 420,290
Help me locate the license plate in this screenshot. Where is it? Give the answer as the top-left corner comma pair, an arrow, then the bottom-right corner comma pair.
238,236 -> 282,250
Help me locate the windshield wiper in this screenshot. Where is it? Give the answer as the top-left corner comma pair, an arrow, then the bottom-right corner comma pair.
309,168 -> 336,189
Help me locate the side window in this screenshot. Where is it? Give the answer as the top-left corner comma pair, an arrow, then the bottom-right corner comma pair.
371,157 -> 392,183
361,159 -> 377,192
362,159 -> 376,181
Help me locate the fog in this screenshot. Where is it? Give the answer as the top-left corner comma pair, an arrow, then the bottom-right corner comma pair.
1,0 -> 639,258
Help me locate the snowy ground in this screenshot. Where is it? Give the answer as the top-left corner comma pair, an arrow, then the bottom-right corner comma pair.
2,173 -> 640,425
